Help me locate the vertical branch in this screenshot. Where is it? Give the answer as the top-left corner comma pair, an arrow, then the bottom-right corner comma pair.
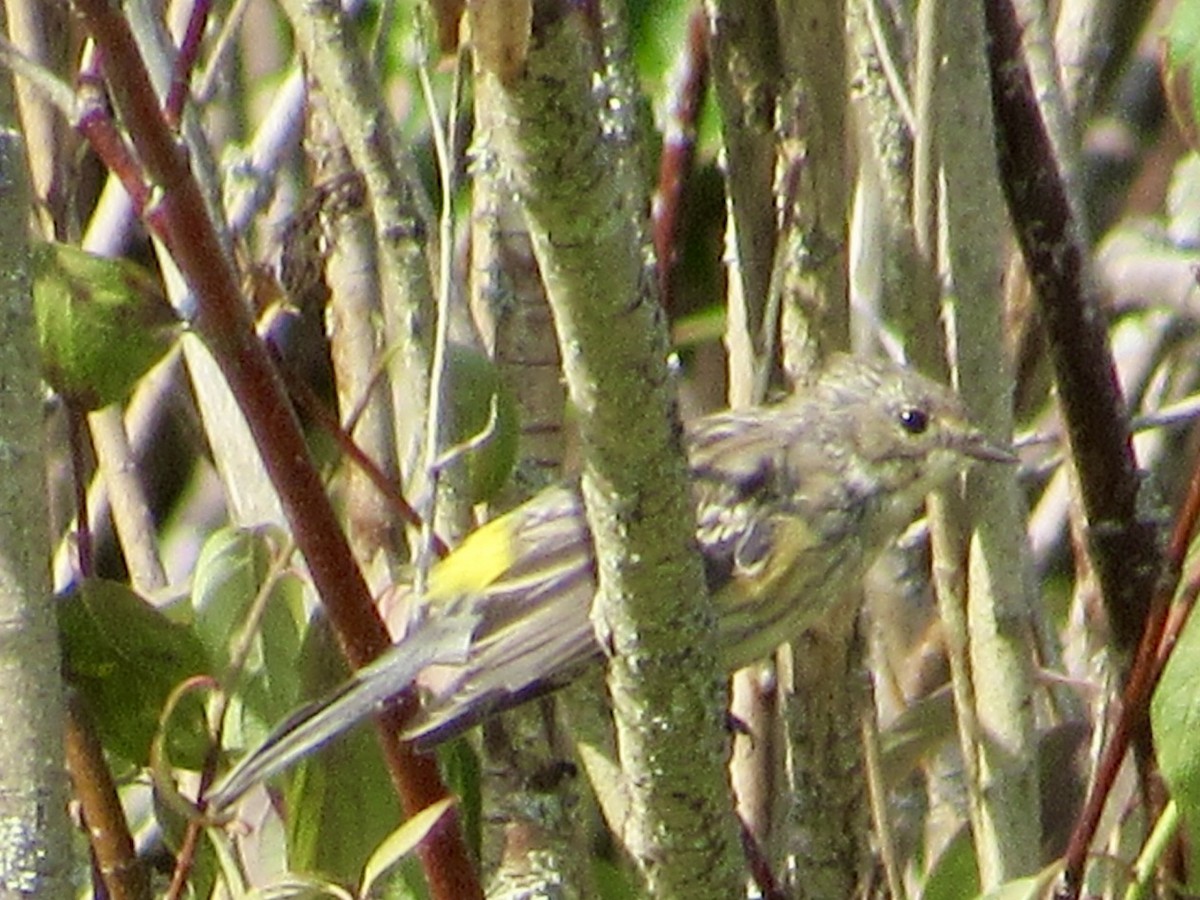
468,11 -> 590,891
275,0 -> 437,531
0,125 -> 73,899
653,10 -> 709,316
65,695 -> 149,900
479,3 -> 742,894
705,0 -> 782,406
315,155 -> 400,569
772,3 -> 863,896
904,0 -> 949,371
937,2 -> 1041,886
774,0 -> 850,376
985,3 -> 1165,892
846,0 -> 938,358
985,0 -> 1158,656
470,86 -> 565,501
4,0 -> 70,235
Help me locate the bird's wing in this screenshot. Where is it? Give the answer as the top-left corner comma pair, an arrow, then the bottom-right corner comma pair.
687,408 -> 803,590
401,486 -> 602,744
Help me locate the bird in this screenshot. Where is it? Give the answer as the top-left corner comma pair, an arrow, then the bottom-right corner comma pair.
206,354 -> 1014,812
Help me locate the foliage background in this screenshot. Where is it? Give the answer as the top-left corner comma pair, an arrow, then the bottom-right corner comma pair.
3,1 -> 1200,898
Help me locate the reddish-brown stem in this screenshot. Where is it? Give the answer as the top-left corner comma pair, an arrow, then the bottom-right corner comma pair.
984,2 -> 1169,894
164,0 -> 211,127
68,3 -> 480,896
279,360 -> 451,559
738,817 -> 787,900
163,819 -> 202,900
74,109 -> 154,223
64,695 -> 150,900
1055,594 -> 1165,898
1052,477 -> 1200,899
1159,572 -> 1200,673
74,57 -> 169,240
167,684 -> 225,900
1165,440 -> 1200,566
986,1 -> 1158,651
1057,454 -> 1200,896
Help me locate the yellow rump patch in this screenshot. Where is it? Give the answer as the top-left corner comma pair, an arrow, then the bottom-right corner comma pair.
427,514 -> 519,600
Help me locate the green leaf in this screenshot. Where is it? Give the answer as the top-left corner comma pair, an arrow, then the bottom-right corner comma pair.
1152,594 -> 1200,848
1165,2 -> 1200,149
436,737 -> 481,862
920,825 -> 979,900
192,525 -> 307,736
359,798 -> 454,898
284,618 -> 412,891
878,686 -> 955,790
58,578 -> 212,767
627,0 -> 693,93
444,344 -> 519,504
32,241 -> 179,409
976,862 -> 1063,900
245,874 -> 355,900
920,817 -> 1061,900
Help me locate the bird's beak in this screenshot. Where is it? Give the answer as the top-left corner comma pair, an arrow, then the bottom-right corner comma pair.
961,431 -> 1019,464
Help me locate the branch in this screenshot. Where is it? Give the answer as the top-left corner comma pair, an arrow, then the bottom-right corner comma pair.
0,123 -> 73,900
984,2 -> 1168,895
480,2 -> 742,894
984,0 -> 1159,660
67,4 -> 479,897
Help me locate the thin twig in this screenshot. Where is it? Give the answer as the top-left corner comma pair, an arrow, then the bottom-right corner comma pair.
431,396 -> 499,475
281,358 -> 450,557
862,708 -> 906,900
164,0 -> 211,125
863,0 -> 915,130
414,47 -> 467,595
0,34 -> 77,114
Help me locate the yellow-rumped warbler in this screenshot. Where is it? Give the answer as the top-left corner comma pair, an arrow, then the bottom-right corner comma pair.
207,354 -> 1013,811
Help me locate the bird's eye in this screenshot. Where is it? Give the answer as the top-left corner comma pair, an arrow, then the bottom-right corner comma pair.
898,406 -> 929,435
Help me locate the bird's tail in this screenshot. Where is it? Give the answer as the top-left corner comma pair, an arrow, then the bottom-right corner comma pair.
204,611 -> 479,813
